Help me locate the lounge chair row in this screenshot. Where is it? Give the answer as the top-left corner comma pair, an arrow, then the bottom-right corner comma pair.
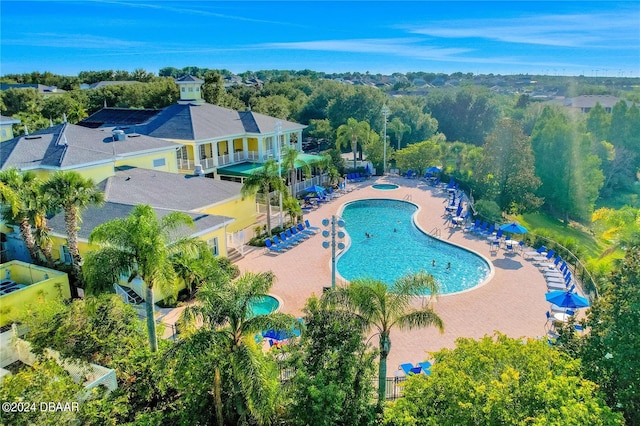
264,220 -> 320,254
346,172 -> 366,182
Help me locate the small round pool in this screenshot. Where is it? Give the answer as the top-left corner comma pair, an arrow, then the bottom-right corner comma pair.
248,295 -> 280,316
372,183 -> 399,190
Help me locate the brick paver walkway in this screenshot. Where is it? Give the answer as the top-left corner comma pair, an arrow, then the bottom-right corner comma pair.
235,175 -> 551,371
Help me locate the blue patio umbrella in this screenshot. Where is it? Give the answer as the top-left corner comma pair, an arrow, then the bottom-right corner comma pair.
426,166 -> 442,173
499,222 -> 528,234
304,185 -> 326,195
545,290 -> 590,309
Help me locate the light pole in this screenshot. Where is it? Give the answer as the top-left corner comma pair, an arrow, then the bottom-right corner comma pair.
322,215 -> 345,290
381,104 -> 390,175
275,121 -> 284,227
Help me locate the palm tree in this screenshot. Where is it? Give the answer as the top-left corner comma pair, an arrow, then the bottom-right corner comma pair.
388,117 -> 411,151
282,146 -> 311,197
85,204 -> 201,352
326,271 -> 444,409
42,171 -> 105,278
180,271 -> 299,425
337,118 -> 370,171
0,169 -> 42,263
241,158 -> 288,236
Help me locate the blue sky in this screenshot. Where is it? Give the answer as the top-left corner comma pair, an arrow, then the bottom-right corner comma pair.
1,1 -> 639,77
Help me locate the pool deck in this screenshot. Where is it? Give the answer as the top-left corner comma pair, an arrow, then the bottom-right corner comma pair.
235,175 -> 553,371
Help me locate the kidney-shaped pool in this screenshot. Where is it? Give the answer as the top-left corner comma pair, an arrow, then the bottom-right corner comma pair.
336,199 -> 491,294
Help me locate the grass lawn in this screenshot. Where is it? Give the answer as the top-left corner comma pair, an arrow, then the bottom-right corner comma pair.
514,212 -> 606,260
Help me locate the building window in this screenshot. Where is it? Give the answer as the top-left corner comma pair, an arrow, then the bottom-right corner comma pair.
181,87 -> 185,92
207,237 -> 219,257
177,146 -> 187,160
60,245 -> 73,264
153,158 -> 166,168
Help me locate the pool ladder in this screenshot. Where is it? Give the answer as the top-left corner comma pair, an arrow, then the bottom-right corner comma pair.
430,227 -> 441,238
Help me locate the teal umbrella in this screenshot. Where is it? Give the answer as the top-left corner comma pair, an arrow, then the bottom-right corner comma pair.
545,290 -> 590,309
499,222 -> 528,234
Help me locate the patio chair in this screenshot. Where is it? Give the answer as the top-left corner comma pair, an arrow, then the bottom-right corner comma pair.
265,238 -> 286,253
273,234 -> 295,249
290,226 -> 309,241
464,219 -> 480,233
280,231 -> 300,246
305,219 -> 320,231
297,222 -> 316,236
400,363 -> 422,375
419,361 -> 432,375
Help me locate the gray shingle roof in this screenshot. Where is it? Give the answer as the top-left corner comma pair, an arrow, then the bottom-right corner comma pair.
143,103 -> 305,141
0,123 -> 177,171
104,166 -> 243,211
47,201 -> 233,241
80,108 -> 162,129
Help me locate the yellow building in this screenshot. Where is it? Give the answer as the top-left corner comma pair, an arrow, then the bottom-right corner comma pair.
0,115 -> 20,142
0,260 -> 70,327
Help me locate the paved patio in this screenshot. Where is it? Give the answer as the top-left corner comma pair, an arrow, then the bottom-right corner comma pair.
234,175 -> 553,371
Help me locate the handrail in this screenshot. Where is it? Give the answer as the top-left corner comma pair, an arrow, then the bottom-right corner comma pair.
430,227 -> 441,238
113,283 -> 135,305
403,194 -> 412,201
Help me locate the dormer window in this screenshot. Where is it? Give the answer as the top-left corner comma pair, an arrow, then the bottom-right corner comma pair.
181,87 -> 186,92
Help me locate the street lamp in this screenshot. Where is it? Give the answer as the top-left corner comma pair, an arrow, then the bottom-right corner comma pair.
321,215 -> 346,290
275,121 -> 284,227
381,104 -> 390,175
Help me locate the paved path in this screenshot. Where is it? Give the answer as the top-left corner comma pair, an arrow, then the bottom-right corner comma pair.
235,175 -> 551,371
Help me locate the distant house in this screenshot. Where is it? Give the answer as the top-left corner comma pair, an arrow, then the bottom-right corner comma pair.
0,83 -> 65,96
0,115 -> 20,142
80,81 -> 141,90
562,95 -> 622,113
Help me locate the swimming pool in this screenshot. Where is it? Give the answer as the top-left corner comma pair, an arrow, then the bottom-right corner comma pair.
372,183 -> 399,190
248,295 -> 280,316
336,199 -> 491,294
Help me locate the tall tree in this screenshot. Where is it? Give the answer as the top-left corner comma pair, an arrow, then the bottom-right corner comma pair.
286,295 -> 376,426
388,117 -> 411,150
85,204 -> 200,352
474,118 -> 542,213
394,139 -> 443,176
531,106 -> 604,221
0,169 -> 44,263
336,118 -> 371,170
580,246 -> 640,425
282,146 -> 311,197
326,271 -> 444,410
240,158 -> 288,236
42,171 -> 104,281
179,272 -> 299,426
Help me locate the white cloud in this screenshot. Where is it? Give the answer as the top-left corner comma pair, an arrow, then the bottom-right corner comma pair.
2,33 -> 146,49
404,10 -> 640,48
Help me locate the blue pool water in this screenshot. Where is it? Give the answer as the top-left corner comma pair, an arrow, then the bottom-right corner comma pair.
337,199 -> 490,294
372,183 -> 399,190
248,295 -> 280,316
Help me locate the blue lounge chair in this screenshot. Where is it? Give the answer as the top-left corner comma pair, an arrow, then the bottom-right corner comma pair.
298,223 -> 316,236
289,227 -> 309,241
419,361 -> 432,375
273,234 -> 294,248
305,219 -> 320,231
400,363 -> 422,375
280,231 -> 300,246
265,238 -> 285,253
465,219 -> 480,233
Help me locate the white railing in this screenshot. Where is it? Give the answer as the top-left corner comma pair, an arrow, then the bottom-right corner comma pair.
233,151 -> 246,162
218,153 -> 231,165
201,157 -> 215,169
114,283 -> 136,305
177,158 -> 194,170
247,151 -> 260,161
228,230 -> 246,256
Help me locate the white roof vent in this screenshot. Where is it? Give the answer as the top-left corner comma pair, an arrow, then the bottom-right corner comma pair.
112,129 -> 126,141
